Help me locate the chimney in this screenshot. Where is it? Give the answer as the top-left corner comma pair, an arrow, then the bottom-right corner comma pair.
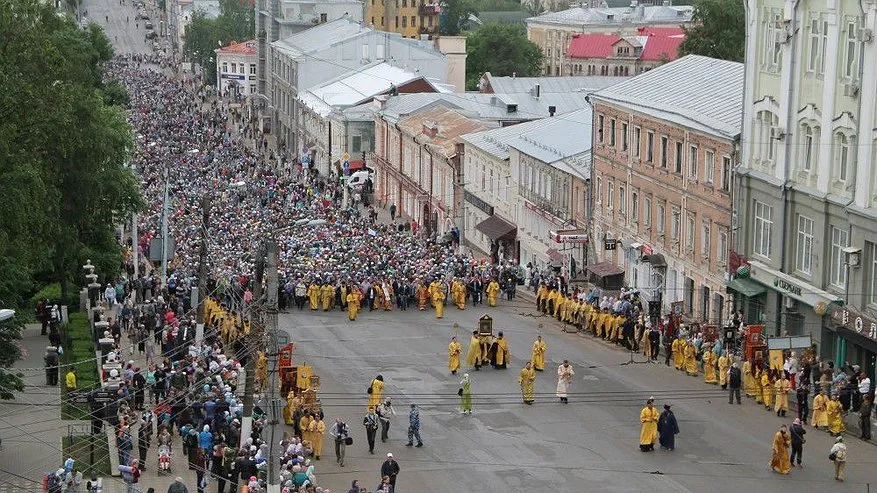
548,106 -> 556,117
422,121 -> 440,138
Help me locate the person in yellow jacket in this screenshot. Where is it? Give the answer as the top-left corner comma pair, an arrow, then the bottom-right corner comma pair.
639,397 -> 659,452
811,388 -> 830,429
432,289 -> 445,318
827,394 -> 845,436
368,375 -> 385,409
373,283 -> 384,310
536,284 -> 547,312
743,360 -> 755,397
672,338 -> 685,370
307,282 -> 320,310
346,290 -> 360,321
320,283 -> 334,311
754,367 -> 764,404
486,279 -> 501,307
531,335 -> 547,372
309,416 -> 325,460
416,282 -> 430,310
299,413 -> 312,444
718,353 -> 730,389
465,330 -> 483,370
448,336 -> 463,375
761,370 -> 774,410
491,332 -> 510,369
684,341 -> 698,376
774,373 -> 791,417
65,367 -> 77,392
452,279 -> 466,310
518,361 -> 536,404
703,348 -> 717,384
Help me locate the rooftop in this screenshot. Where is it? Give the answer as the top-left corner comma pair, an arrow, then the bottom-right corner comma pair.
506,108 -> 593,178
567,27 -> 684,61
526,3 -> 694,27
215,40 -> 258,56
461,118 -> 557,161
272,18 -> 369,57
396,106 -> 493,157
479,73 -> 628,94
298,62 -> 446,117
375,92 -> 590,124
589,55 -> 744,139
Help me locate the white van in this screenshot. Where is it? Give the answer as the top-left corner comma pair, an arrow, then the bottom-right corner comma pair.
346,170 -> 373,191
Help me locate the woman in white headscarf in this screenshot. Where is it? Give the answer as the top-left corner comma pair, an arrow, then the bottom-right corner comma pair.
459,374 -> 472,415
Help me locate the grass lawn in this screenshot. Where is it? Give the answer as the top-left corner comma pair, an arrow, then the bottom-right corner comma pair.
62,435 -> 112,477
61,312 -> 100,420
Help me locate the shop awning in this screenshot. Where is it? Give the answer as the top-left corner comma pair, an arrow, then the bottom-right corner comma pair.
475,215 -> 516,241
585,262 -> 624,278
727,277 -> 766,298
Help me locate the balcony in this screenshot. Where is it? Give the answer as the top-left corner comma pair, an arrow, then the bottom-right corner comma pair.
418,3 -> 440,15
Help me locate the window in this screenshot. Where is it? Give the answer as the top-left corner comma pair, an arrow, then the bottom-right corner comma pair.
395,16 -> 399,27
595,177 -> 602,205
701,222 -> 711,257
808,17 -> 821,72
222,62 -> 228,73
619,186 -> 626,214
753,200 -> 773,258
607,182 -> 614,210
401,16 -> 407,27
721,156 -> 732,191
250,64 -> 256,75
621,123 -> 629,151
657,202 -> 666,235
830,227 -> 849,287
411,16 -> 416,26
631,190 -> 638,221
764,10 -> 784,70
660,136 -> 668,168
795,215 -> 814,274
646,131 -> 654,162
800,123 -> 817,172
686,215 -> 695,252
718,230 -> 728,264
597,115 -> 604,143
756,111 -> 779,164
844,19 -> 861,79
633,126 -> 641,157
688,145 -> 698,179
675,141 -> 683,173
836,132 -> 853,182
704,149 -> 715,184
352,135 -> 363,153
231,63 -> 237,73
870,243 -> 877,305
609,119 -> 616,147
819,19 -> 828,74
643,197 -> 651,226
671,208 -> 681,241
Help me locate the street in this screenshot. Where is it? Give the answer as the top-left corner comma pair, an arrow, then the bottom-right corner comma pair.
282,296 -> 874,492
83,0 -> 153,55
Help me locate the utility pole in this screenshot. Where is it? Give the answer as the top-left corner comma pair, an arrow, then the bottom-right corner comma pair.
265,240 -> 280,493
240,247 -> 265,444
196,195 -> 211,343
160,166 -> 170,288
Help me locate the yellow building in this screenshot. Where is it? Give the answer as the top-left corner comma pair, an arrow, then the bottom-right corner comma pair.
366,0 -> 441,38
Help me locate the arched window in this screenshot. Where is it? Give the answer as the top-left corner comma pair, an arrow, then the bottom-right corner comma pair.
755,110 -> 779,165
834,131 -> 855,183
799,123 -> 818,172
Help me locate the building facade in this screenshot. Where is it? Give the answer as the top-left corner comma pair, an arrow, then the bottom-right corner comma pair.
215,40 -> 258,98
590,55 -> 743,322
525,2 -> 693,76
565,27 -> 684,76
364,0 -> 441,38
735,0 -> 877,370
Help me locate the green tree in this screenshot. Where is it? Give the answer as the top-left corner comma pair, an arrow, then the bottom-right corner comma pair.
183,0 -> 255,85
0,317 -> 24,400
440,0 -> 478,36
465,23 -> 543,90
678,0 -> 745,62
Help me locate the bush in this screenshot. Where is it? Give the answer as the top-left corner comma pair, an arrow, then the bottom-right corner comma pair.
62,435 -> 111,477
30,282 -> 81,311
61,312 -> 100,420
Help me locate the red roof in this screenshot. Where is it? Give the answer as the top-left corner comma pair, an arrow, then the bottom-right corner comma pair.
567,28 -> 685,62
639,34 -> 685,62
215,40 -> 257,56
567,33 -> 617,58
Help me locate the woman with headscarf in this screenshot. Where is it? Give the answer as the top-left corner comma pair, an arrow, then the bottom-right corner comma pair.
459,373 -> 472,415
657,404 -> 679,450
368,375 -> 384,410
639,398 -> 659,452
199,424 -> 213,451
769,425 -> 791,474
518,361 -> 536,405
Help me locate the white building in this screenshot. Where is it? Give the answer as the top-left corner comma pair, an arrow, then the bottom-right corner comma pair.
266,18 -> 464,172
215,40 -> 258,99
297,62 -> 449,174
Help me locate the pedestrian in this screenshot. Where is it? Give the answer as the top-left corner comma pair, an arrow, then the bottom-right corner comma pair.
380,453 -> 400,493
774,372 -> 791,417
556,360 -> 574,404
860,394 -> 872,440
728,362 -> 742,404
65,366 -> 77,392
348,480 -> 362,493
811,388 -> 829,429
829,436 -> 848,481
138,415 -> 152,470
329,418 -> 350,467
389,203 -> 396,221
45,346 -> 60,386
118,458 -> 140,493
657,404 -> 679,450
769,425 -> 791,475
639,397 -> 658,452
167,478 -> 188,493
530,335 -> 547,371
376,399 -> 395,443
789,418 -> 805,468
118,426 -> 134,467
448,336 -> 462,375
405,404 -> 423,447
459,373 -> 472,415
518,361 -> 536,405
363,406 -> 379,454
796,385 -> 809,424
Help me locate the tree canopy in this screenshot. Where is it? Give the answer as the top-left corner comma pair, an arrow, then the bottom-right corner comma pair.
0,0 -> 143,316
677,0 -> 745,62
184,0 -> 255,84
440,0 -> 478,36
465,23 -> 544,90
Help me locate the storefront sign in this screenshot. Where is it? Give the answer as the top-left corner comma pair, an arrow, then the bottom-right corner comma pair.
831,306 -> 877,341
464,191 -> 494,216
221,73 -> 246,81
773,277 -> 802,297
549,229 -> 588,244
748,260 -> 841,310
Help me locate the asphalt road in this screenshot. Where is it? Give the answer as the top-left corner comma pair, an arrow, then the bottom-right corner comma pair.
81,0 -> 153,56
281,295 -> 875,492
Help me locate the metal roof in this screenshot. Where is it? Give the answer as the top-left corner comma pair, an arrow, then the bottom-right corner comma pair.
506,108 -> 593,177
461,118 -> 556,161
526,4 -> 694,27
377,92 -> 590,124
482,73 -> 628,95
589,55 -> 744,139
272,18 -> 369,56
